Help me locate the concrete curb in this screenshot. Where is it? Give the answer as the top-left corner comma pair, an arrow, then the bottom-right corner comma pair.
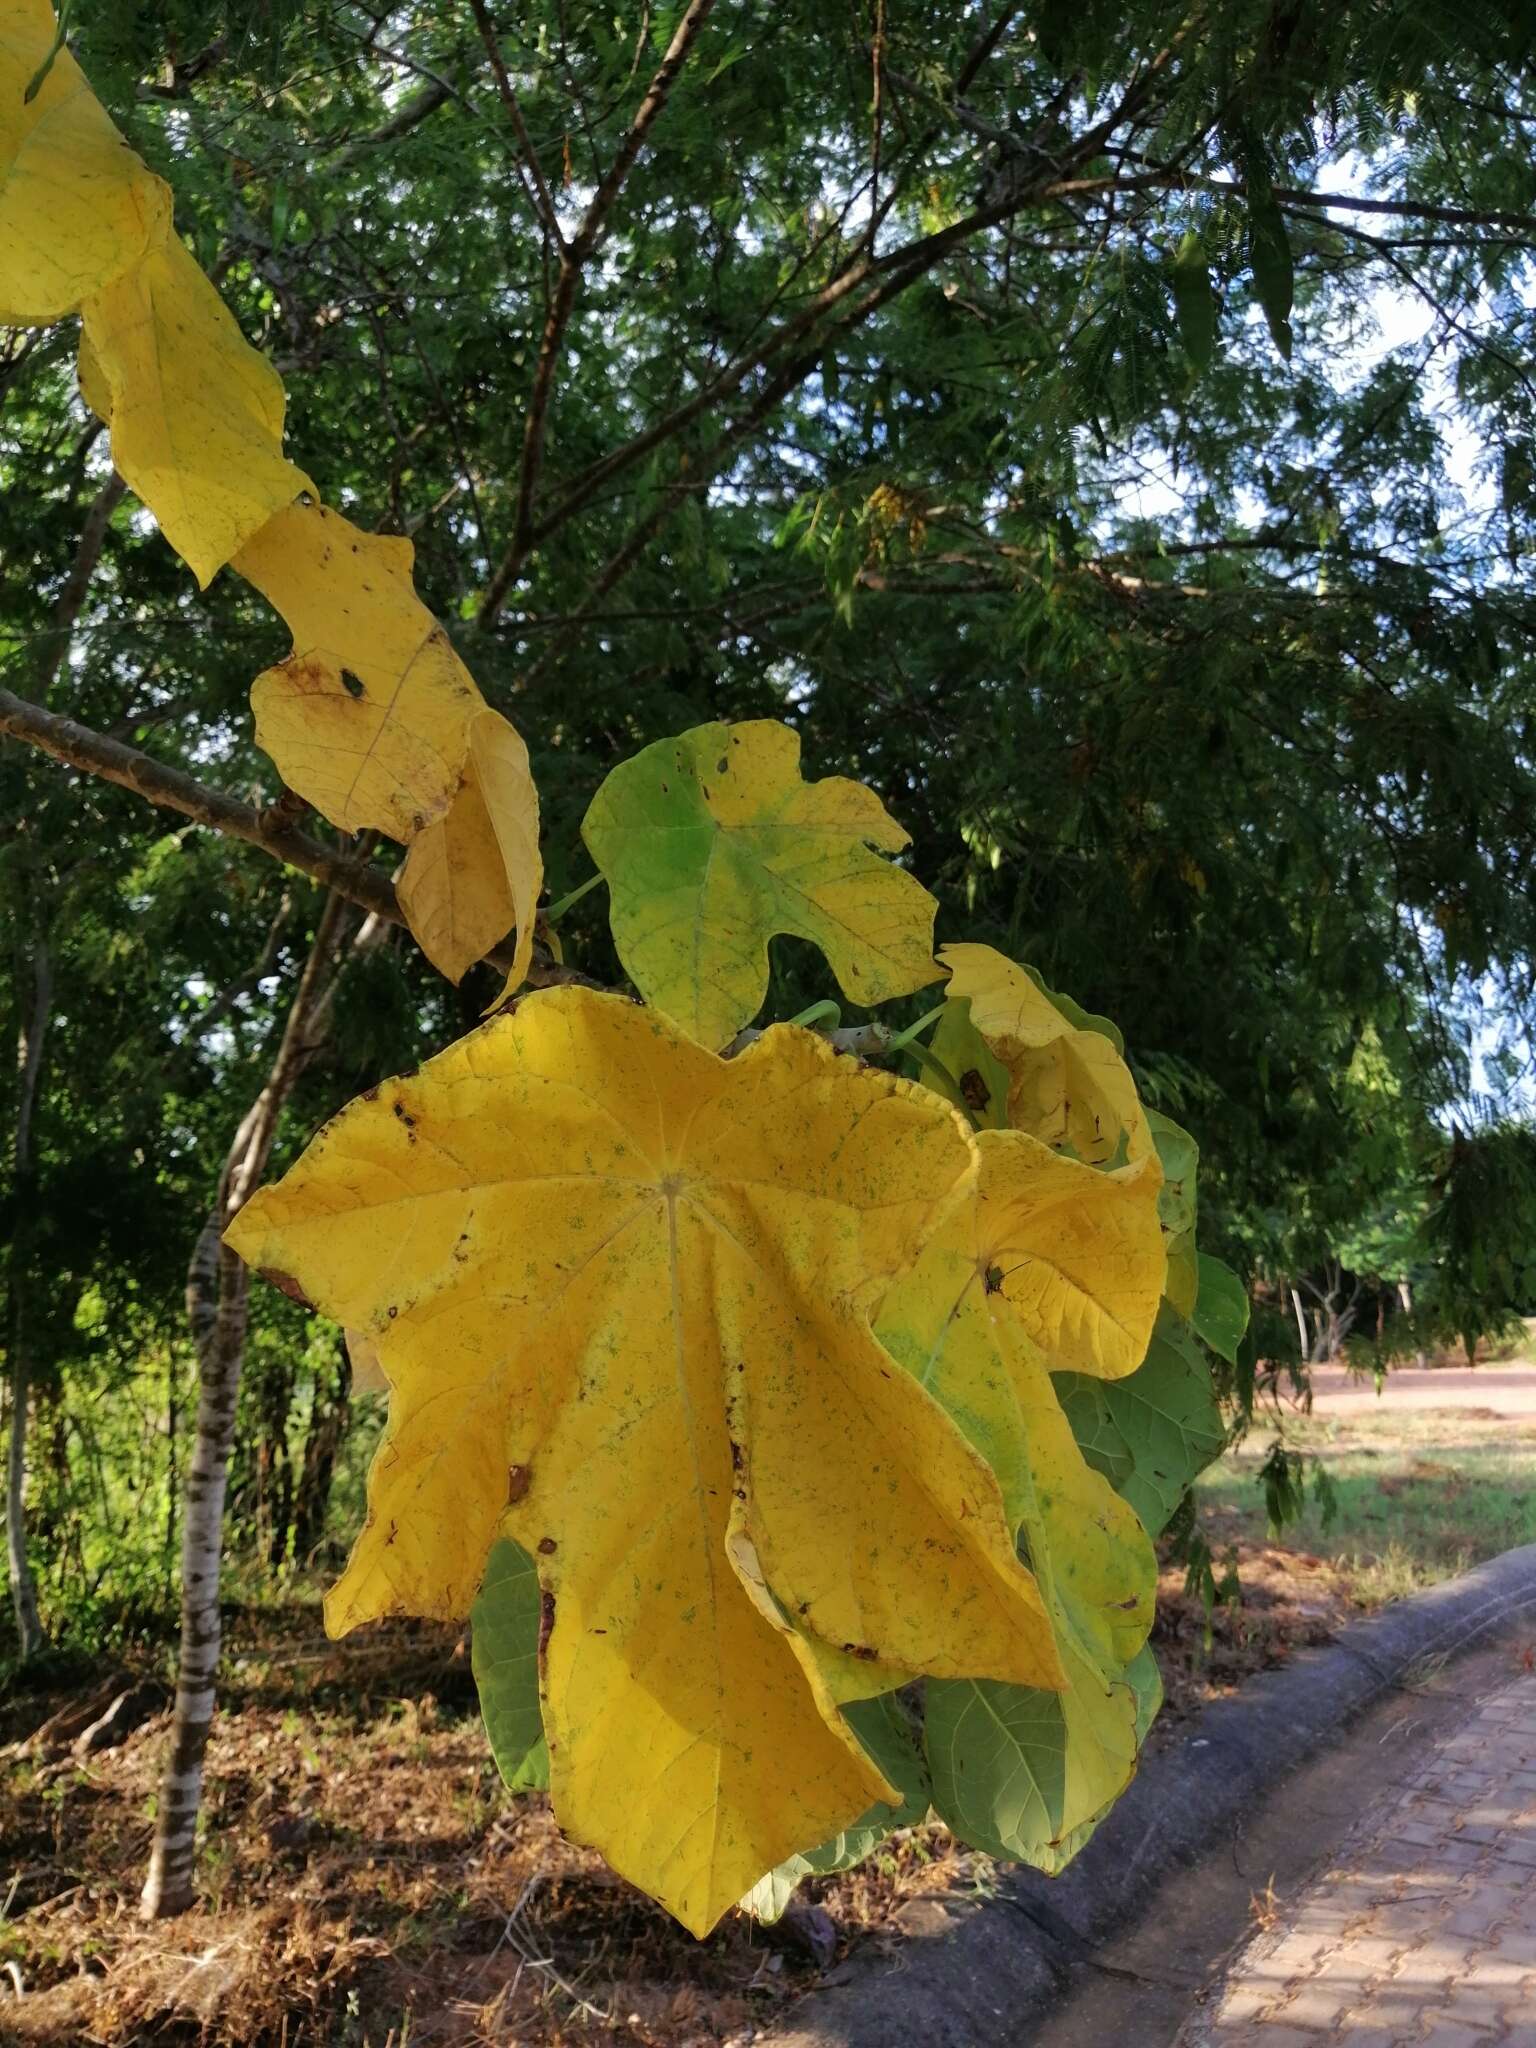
760,1542 -> 1536,2048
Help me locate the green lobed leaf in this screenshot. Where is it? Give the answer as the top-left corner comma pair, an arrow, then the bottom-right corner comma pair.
580,718 -> 941,1049
1054,1303 -> 1227,1537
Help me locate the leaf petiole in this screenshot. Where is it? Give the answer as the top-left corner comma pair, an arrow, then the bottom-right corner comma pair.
785,999 -> 842,1031
542,871 -> 605,923
885,1000 -> 948,1054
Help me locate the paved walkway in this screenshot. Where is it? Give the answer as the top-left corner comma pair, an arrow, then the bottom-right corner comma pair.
1184,1669 -> 1536,2044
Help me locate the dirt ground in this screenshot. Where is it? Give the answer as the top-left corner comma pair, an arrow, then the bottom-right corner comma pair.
1302,1359 -> 1536,1419
2,1365 -> 1530,2048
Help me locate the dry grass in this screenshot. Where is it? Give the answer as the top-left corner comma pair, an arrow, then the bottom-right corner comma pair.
0,1612 -> 981,2048
5,1400 -> 1530,2045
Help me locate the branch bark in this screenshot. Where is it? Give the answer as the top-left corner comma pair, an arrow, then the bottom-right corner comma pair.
141,891 -> 365,1918
4,935 -> 52,1662
476,0 -> 719,622
0,688 -> 561,986
485,63 -> 1180,624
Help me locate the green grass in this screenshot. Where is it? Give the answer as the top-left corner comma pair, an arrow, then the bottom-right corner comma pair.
1197,1408 -> 1536,1609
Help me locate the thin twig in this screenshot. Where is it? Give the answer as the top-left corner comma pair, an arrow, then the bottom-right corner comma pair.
0,687 -> 560,987
477,0 -> 719,622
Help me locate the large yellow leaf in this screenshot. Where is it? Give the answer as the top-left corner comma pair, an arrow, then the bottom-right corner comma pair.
942,942 -> 1152,1167
582,720 -> 942,1049
236,500 -> 481,841
397,709 -> 541,987
0,0 -> 170,323
225,988 -> 1061,1933
874,1132 -> 1159,1854
80,231 -> 313,584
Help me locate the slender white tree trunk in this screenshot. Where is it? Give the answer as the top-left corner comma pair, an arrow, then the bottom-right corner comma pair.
140,893 -> 369,1917
6,939 -> 52,1661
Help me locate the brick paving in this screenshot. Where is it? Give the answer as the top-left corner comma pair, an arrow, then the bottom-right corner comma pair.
1184,1669 -> 1536,2044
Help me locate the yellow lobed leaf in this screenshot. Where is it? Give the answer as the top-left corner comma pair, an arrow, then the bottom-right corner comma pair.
225,988 -> 1061,1934
398,709 -> 541,988
970,1131 -> 1164,1381
80,231 -> 313,585
941,942 -> 1153,1167
582,720 -> 942,1049
0,0 -> 170,323
236,500 -> 482,842
874,1133 -> 1159,1845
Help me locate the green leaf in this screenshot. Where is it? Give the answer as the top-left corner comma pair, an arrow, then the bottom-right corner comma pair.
1021,962 -> 1125,1055
580,718 -> 941,1049
1170,229 -> 1217,373
926,1643 -> 1161,1876
1248,191 -> 1294,360
924,996 -> 1012,1127
1191,1252 -> 1250,1364
1147,1107 -> 1198,1315
471,1535 -> 549,1793
1054,1304 -> 1227,1537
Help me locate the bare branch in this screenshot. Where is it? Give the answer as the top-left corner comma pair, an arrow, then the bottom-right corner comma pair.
0,688 -> 554,985
477,0 -> 719,624
469,0 -> 565,241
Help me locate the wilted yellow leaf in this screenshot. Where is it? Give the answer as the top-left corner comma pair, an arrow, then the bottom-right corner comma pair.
226,988 -> 1062,1932
942,943 -> 1152,1166
398,709 -> 541,988
0,0 -> 170,323
236,500 -> 480,840
81,231 -> 313,584
583,720 -> 942,1049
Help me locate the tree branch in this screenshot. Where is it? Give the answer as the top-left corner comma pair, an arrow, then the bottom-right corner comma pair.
0,689 -> 548,984
468,0 -> 565,242
493,68 -> 1181,598
477,0 -> 719,624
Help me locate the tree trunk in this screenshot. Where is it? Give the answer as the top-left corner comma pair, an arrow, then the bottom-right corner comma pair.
5,940 -> 53,1660
140,892 -> 366,1917
292,1335 -> 352,1566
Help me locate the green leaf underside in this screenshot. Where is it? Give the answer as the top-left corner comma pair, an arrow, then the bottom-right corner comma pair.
1054,1304 -> 1227,1537
1191,1251 -> 1251,1364
926,1643 -> 1161,1874
925,996 -> 1012,1127
471,1535 -> 549,1792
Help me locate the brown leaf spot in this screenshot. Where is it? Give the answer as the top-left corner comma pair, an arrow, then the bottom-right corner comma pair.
278,654 -> 330,696
537,1589 -> 556,1662
984,1263 -> 1005,1295
258,1268 -> 312,1308
842,1643 -> 878,1662
537,1536 -> 558,1555
728,1440 -> 744,1473
507,1464 -> 532,1504
960,1068 -> 990,1113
